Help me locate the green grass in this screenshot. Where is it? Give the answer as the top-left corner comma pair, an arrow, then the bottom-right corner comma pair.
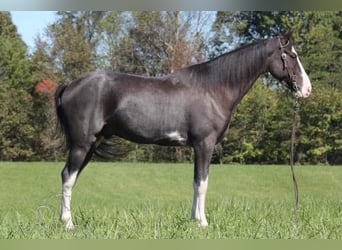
0,162 -> 342,239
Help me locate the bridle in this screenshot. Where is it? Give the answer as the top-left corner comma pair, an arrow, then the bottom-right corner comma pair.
278,37 -> 299,92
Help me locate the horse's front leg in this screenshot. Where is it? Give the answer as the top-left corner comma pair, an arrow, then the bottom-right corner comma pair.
191,137 -> 216,227
192,175 -> 209,227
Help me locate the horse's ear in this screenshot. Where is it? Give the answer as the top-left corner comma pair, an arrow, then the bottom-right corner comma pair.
283,31 -> 292,39
280,31 -> 293,46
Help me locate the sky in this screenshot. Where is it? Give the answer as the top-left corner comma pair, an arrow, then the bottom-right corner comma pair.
11,11 -> 57,51
10,11 -> 218,54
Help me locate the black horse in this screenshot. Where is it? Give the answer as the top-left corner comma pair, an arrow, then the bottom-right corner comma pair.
55,32 -> 311,230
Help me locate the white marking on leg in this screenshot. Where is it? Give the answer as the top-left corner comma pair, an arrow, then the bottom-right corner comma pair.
61,171 -> 78,230
192,181 -> 200,221
292,47 -> 312,98
166,131 -> 185,142
192,177 -> 208,227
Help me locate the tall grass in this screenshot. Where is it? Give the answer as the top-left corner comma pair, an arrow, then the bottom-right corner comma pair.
0,162 -> 341,239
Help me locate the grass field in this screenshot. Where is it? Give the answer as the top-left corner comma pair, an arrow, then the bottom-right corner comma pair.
0,162 -> 342,239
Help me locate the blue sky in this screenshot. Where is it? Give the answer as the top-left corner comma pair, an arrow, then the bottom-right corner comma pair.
11,11 -> 57,51
10,11 -> 218,54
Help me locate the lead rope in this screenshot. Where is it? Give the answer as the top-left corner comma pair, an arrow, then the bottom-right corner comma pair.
290,99 -> 300,220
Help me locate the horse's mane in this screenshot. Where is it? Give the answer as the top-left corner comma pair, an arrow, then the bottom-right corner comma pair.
173,38 -> 272,89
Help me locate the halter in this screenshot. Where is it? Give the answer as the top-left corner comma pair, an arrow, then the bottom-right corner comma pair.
278,37 -> 299,92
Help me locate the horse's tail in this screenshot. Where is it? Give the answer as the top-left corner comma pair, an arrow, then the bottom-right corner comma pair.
55,84 -> 70,149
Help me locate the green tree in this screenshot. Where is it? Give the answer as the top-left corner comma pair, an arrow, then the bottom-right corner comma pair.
0,89 -> 35,160
0,12 -> 38,160
0,12 -> 32,92
291,12 -> 342,164
299,85 -> 342,164
45,11 -> 104,82
30,36 -> 57,84
97,11 -> 129,70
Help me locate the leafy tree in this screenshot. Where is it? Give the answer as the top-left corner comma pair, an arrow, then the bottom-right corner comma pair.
97,11 -> 129,70
30,36 -> 57,84
0,12 -> 32,92
32,79 -> 62,161
299,85 -> 342,164
0,89 -> 35,160
45,11 -> 103,82
104,11 -> 209,77
0,12 -> 38,160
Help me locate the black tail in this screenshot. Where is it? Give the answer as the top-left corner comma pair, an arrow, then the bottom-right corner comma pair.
55,84 -> 70,149
94,136 -> 135,160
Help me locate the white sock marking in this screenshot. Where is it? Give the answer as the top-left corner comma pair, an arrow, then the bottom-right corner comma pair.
61,171 -> 78,230
192,177 -> 209,227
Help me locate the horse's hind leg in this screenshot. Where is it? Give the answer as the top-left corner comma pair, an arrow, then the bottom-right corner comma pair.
60,144 -> 95,230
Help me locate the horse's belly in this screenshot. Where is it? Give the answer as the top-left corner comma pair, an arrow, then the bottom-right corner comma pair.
113,125 -> 188,146
104,108 -> 188,146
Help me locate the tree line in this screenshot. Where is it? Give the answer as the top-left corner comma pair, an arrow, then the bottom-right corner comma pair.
0,11 -> 341,164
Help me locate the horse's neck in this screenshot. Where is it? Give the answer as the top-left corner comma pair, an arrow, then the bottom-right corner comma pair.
234,70 -> 264,101
177,40 -> 272,113
220,55 -> 269,111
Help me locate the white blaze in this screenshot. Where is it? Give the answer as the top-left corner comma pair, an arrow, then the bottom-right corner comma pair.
292,47 -> 312,98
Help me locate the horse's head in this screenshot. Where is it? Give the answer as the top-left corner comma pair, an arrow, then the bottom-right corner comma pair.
268,32 -> 312,98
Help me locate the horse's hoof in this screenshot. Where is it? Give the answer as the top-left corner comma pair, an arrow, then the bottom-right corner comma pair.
65,220 -> 75,231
